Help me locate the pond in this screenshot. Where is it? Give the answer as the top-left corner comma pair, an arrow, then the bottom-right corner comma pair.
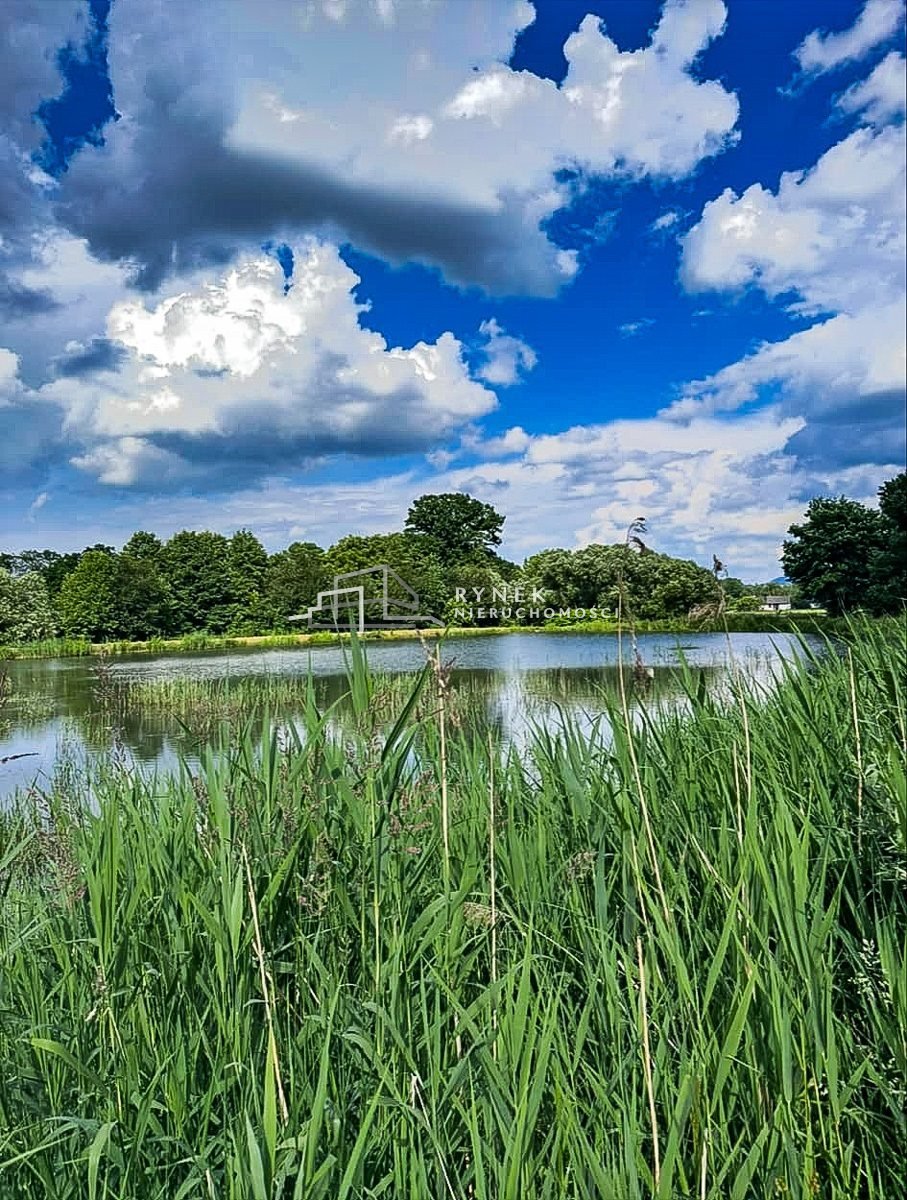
0,631 -> 812,801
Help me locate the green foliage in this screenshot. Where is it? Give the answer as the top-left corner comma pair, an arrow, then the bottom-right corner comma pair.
226,530 -> 274,633
121,530 -> 163,563
719,576 -> 746,599
4,477 -> 901,649
783,496 -> 887,615
522,543 -> 715,619
57,550 -> 172,641
0,570 -> 57,642
405,492 -> 505,564
161,530 -> 238,633
0,622 -> 903,1196
868,471 -> 907,615
56,550 -> 122,641
266,542 -> 329,624
325,531 -> 448,617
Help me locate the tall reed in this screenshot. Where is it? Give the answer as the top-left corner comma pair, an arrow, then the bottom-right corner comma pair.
0,620 -> 903,1198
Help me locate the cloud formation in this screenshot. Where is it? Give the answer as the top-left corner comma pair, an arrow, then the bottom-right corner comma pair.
47,0 -> 738,294
837,50 -> 907,123
476,320 -> 537,386
795,0 -> 904,74
36,241 -> 498,484
678,58 -> 905,474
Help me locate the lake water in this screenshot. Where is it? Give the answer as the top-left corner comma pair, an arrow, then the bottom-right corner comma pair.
0,631 -> 810,801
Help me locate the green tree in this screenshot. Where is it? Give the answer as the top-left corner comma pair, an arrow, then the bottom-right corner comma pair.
519,544 -> 715,620
57,550 -> 123,641
161,531 -> 237,633
445,558 -> 512,625
0,548 -> 83,601
116,557 -> 174,639
782,497 -> 885,615
868,472 -> 907,614
404,493 -> 504,565
324,533 -> 447,618
0,569 -> 57,643
267,542 -> 328,623
122,531 -> 164,563
226,529 -> 272,631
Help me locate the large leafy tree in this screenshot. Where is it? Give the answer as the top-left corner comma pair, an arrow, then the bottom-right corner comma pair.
868,472 -> 907,615
122,531 -> 164,563
782,496 -> 886,615
57,550 -> 123,641
404,493 -> 504,565
116,557 -> 174,640
161,531 -> 238,633
324,532 -> 447,617
0,548 -> 84,600
226,529 -> 272,631
267,542 -> 329,623
57,550 -> 172,641
520,544 -> 714,619
0,569 -> 57,643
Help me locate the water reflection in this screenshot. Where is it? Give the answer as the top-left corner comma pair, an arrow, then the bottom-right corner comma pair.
1,632 -> 809,799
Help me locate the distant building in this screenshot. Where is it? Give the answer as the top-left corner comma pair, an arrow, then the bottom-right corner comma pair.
761,595 -> 792,612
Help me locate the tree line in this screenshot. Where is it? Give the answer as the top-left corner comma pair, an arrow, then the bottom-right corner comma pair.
1,476 -> 903,645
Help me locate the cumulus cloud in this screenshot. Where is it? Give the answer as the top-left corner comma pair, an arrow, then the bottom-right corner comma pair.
837,51 -> 907,123
795,0 -> 905,74
38,241 -> 498,485
0,347 -> 66,480
668,301 -> 906,462
0,4 -> 94,329
64,406 -> 840,579
475,319 -> 537,386
677,66 -> 906,474
681,125 -> 905,314
46,0 -> 738,295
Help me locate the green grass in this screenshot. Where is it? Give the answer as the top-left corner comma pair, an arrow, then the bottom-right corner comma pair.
0,621 -> 903,1197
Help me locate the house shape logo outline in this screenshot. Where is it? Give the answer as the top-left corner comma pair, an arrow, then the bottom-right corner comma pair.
289,564 -> 444,633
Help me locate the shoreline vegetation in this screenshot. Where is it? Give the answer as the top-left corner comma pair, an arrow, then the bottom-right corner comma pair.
0,610 -> 832,661
0,620 -> 903,1196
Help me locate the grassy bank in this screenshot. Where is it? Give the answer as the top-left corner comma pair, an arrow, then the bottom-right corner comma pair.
0,624 -> 903,1197
0,610 -> 830,660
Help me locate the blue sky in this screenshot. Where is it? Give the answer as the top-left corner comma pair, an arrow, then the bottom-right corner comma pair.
1,0 -> 904,578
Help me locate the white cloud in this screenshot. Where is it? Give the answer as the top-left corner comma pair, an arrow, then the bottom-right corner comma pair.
668,300 -> 906,418
618,318 -> 655,337
387,114 -> 434,144
795,0 -> 905,74
461,425 -> 532,457
837,50 -> 907,123
68,405 -> 848,578
49,0 -> 739,297
475,319 -> 537,386
677,70 -> 905,474
41,241 -> 499,484
0,347 -> 22,394
681,124 -> 905,315
651,209 -> 682,233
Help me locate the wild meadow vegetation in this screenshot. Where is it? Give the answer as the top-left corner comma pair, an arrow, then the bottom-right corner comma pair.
0,620 -> 904,1198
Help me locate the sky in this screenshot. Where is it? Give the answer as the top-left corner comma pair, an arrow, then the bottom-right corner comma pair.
0,0 -> 904,580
